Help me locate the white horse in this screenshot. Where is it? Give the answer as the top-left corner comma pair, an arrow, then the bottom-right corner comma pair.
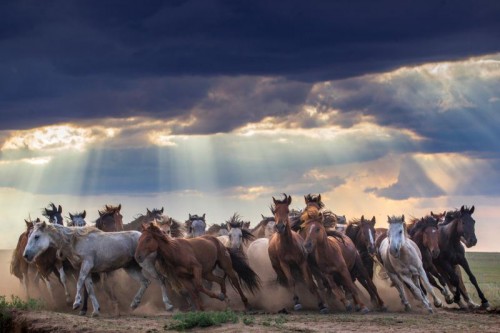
23,221 -> 173,317
379,215 -> 442,313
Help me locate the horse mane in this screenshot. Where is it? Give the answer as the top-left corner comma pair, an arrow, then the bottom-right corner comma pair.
304,194 -> 325,209
408,215 -> 438,237
440,206 -> 474,226
158,216 -> 185,238
345,218 -> 361,236
322,210 -> 338,228
41,202 -> 61,221
149,208 -> 163,215
227,213 -> 248,228
241,228 -> 256,243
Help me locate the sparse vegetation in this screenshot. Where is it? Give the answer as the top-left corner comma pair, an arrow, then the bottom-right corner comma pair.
0,295 -> 44,333
165,310 -> 239,330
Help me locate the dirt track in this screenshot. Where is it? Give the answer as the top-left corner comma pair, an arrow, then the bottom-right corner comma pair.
6,308 -> 500,332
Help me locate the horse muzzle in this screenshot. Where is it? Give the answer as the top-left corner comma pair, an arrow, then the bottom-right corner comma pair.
431,249 -> 440,259
23,251 -> 35,263
389,246 -> 400,258
275,223 -> 286,234
304,241 -> 313,253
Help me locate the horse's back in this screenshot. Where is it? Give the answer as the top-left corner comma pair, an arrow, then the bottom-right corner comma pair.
328,235 -> 357,269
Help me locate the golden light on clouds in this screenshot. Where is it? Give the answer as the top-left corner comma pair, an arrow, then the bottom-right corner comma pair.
1,124 -> 116,152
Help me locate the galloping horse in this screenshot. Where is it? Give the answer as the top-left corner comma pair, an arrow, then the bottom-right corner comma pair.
67,211 -> 87,227
96,204 -> 124,232
134,223 -> 260,311
217,213 -> 255,251
123,207 -> 160,231
407,216 -> 453,304
23,221 -> 156,317
378,215 -> 441,313
302,207 -> 385,312
434,206 -> 490,309
157,216 -> 185,238
267,194 -> 328,313
185,213 -> 207,238
345,216 -> 377,279
10,219 -> 38,298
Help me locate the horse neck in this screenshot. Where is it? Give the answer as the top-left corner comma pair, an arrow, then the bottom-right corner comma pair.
278,220 -> 295,245
440,218 -> 460,244
154,233 -> 176,261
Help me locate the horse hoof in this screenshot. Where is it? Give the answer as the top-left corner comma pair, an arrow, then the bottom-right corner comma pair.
218,293 -> 226,301
468,301 -> 480,309
345,304 -> 353,312
404,304 -> 411,312
434,300 -> 443,308
360,307 -> 370,314
481,301 -> 491,310
165,303 -> 174,311
294,303 -> 302,311
78,310 -> 87,316
445,297 -> 454,305
91,311 -> 100,318
130,301 -> 139,309
319,307 -> 329,314
73,302 -> 81,310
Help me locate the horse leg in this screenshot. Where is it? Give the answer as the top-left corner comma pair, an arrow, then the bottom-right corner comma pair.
325,274 -> 349,310
338,267 -> 368,313
279,262 -> 301,311
73,260 -> 93,311
55,261 -> 72,305
299,262 -> 328,314
80,286 -> 89,316
400,273 -> 433,313
101,272 -> 120,316
216,255 -> 252,310
123,265 -> 151,309
191,266 -> 225,301
84,275 -> 101,317
418,266 -> 442,309
139,255 -> 174,311
427,264 -> 453,304
354,256 -> 386,311
387,271 -> 411,311
457,257 -> 489,309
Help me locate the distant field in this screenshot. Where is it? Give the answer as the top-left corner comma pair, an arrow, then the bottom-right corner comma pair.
462,252 -> 500,306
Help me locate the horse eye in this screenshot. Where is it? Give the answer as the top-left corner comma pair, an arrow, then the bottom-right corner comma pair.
34,235 -> 39,240
399,230 -> 403,234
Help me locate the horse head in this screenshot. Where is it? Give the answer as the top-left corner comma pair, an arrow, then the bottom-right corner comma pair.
68,210 -> 87,227
97,205 -> 123,232
387,215 -> 406,258
303,219 -> 325,254
135,223 -> 162,263
359,216 -> 377,254
43,203 -> 63,225
23,221 -> 53,262
188,213 -> 206,237
271,193 -> 292,234
458,205 -> 477,248
421,216 -> 440,258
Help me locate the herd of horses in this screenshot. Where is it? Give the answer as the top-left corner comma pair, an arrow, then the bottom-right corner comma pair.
9,195 -> 491,318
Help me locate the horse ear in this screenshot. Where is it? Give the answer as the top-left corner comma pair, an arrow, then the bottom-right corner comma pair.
98,210 -> 104,217
261,214 -> 265,220
147,209 -> 151,216
82,210 -> 86,219
58,205 -> 62,213
69,213 -> 74,219
361,215 -> 364,221
318,194 -> 321,202
287,195 -> 292,205
470,206 -> 475,214
189,213 -> 192,219
460,205 -> 465,214
371,216 -> 376,225
36,218 -> 40,222
160,207 -> 164,214
202,213 -> 206,220
45,208 -> 50,215
304,195 -> 308,204
387,215 -> 390,222
402,214 -> 405,222
117,204 -> 121,212
40,221 -> 47,229
273,196 -> 278,205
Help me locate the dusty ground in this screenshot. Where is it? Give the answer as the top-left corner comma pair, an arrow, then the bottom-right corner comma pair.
7,307 -> 500,332
2,250 -> 499,332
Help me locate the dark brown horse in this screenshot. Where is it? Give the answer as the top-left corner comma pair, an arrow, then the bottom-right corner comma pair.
434,206 -> 490,309
43,203 -> 64,225
407,215 -> 454,304
268,194 -> 328,313
345,216 -> 377,279
135,223 -> 260,311
302,206 -> 385,312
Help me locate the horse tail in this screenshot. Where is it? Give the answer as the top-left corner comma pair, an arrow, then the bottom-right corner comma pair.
10,249 -> 22,279
227,248 -> 261,294
326,229 -> 345,244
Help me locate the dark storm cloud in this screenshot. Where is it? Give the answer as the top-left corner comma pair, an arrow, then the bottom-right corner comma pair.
1,0 -> 500,130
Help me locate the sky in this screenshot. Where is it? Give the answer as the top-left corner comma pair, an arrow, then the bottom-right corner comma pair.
1,1 -> 499,251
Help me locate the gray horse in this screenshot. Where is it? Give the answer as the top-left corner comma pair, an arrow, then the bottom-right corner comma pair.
23,221 -> 173,317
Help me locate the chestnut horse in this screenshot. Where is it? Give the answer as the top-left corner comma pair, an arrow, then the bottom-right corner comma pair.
10,219 -> 38,298
434,206 -> 490,309
268,194 -> 328,313
135,223 -> 260,311
302,207 -> 385,312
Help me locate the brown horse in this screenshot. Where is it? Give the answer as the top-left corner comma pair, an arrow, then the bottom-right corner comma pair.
302,206 -> 385,312
135,223 -> 260,311
345,216 -> 377,279
407,215 -> 454,304
122,207 -> 161,231
268,194 -> 328,313
250,215 -> 276,239
11,217 -> 73,305
10,219 -> 37,298
434,206 -> 490,309
157,216 -> 185,238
